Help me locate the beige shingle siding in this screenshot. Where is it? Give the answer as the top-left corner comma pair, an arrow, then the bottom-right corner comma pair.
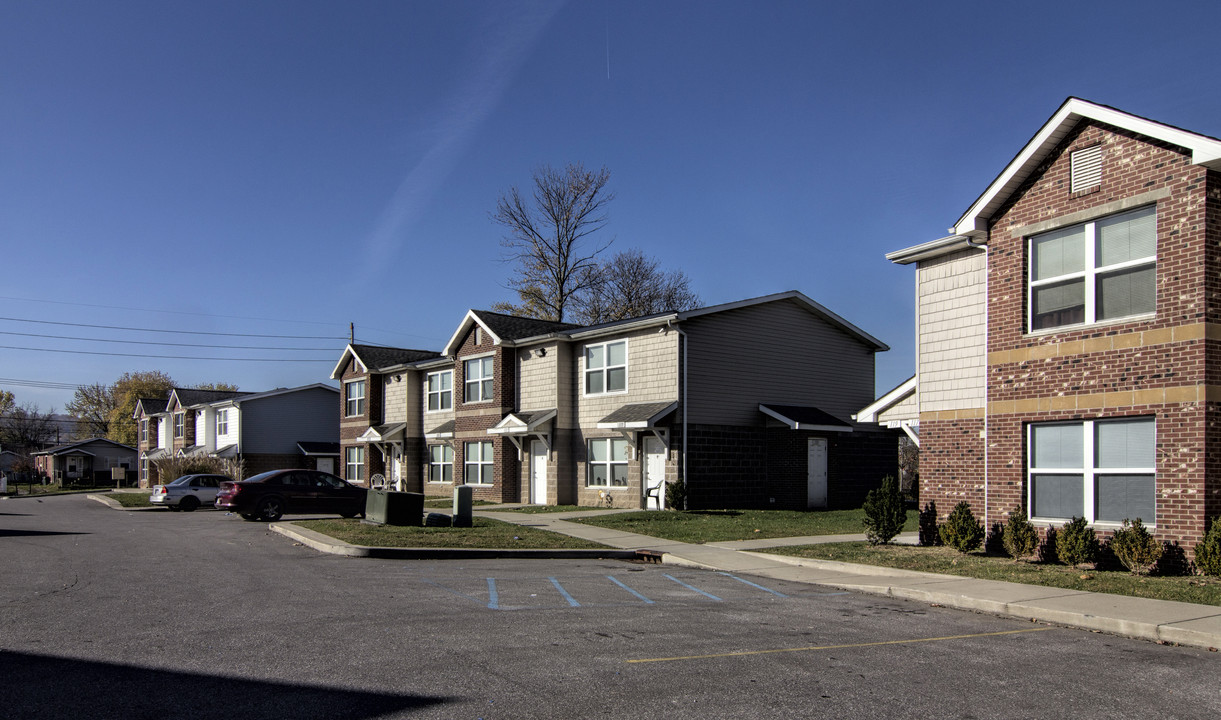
878,391 -> 918,424
517,343 -> 558,411
682,298 -> 876,425
383,375 -> 407,425
576,328 -> 679,427
916,248 -> 986,412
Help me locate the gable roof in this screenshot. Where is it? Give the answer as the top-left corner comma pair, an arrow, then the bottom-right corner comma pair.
132,397 -> 168,419
33,438 -> 136,456
442,310 -> 579,356
330,343 -> 442,379
167,388 -> 244,410
679,291 -> 888,351
953,97 -> 1221,238
853,376 -> 917,423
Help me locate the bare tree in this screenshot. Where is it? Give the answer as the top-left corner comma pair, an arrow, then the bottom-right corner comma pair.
66,382 -> 115,439
493,163 -> 614,322
0,402 -> 58,455
573,249 -> 701,324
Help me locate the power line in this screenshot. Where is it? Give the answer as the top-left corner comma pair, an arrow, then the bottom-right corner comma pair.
0,316 -> 345,340
0,377 -> 83,390
0,295 -> 347,329
0,330 -> 338,352
0,345 -> 335,362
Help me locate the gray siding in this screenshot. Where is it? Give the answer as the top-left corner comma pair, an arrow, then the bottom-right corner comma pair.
682,298 -> 877,425
239,387 -> 340,454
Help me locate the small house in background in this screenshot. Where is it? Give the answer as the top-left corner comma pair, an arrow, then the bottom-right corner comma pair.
32,438 -> 136,486
861,98 -> 1221,555
334,291 -> 897,510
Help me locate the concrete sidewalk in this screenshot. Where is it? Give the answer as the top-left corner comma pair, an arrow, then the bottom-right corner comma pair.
476,509 -> 1221,652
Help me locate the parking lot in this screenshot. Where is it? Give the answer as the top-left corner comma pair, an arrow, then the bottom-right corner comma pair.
2,495 -> 1218,719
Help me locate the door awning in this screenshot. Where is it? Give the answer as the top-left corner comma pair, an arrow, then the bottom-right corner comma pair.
488,409 -> 556,436
359,423 -> 406,444
596,402 -> 677,430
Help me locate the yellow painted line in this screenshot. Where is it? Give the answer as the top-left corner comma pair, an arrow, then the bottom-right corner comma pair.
626,627 -> 1054,664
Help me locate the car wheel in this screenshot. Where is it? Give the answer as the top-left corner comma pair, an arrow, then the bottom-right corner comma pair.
167,505 -> 180,512
257,497 -> 284,522
179,496 -> 200,512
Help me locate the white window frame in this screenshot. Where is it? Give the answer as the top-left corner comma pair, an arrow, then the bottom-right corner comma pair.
345,379 -> 366,417
464,356 -> 494,404
345,446 -> 364,483
464,441 -> 494,485
139,419 -> 148,444
173,412 -> 184,439
426,370 -> 453,412
1027,417 -> 1156,527
427,444 -> 453,484
587,437 -> 629,488
1027,205 -> 1156,333
584,339 -> 628,396
216,409 -> 229,437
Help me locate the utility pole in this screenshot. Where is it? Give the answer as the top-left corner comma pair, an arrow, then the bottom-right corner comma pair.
349,323 -> 354,344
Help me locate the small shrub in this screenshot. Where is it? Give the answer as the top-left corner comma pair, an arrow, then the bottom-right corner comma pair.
1109,518 -> 1163,575
918,501 -> 941,546
1002,508 -> 1039,560
939,501 -> 984,553
665,477 -> 686,511
1194,517 -> 1221,577
1056,516 -> 1100,568
862,475 -> 906,545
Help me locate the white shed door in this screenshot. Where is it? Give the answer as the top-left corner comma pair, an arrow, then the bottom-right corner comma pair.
807,438 -> 828,509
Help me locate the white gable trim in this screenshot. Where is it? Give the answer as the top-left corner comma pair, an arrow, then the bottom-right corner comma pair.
442,310 -> 503,356
854,376 -> 917,423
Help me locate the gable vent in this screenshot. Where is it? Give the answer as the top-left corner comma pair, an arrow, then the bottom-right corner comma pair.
1070,144 -> 1102,193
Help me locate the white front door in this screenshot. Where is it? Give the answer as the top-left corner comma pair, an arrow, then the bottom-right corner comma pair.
807,438 -> 828,508
390,446 -> 402,490
530,440 -> 548,504
644,436 -> 666,510
317,457 -> 335,475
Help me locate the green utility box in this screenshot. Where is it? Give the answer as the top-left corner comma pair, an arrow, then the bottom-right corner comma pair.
365,490 -> 424,526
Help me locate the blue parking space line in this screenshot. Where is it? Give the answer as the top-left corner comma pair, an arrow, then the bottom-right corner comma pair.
663,574 -> 722,602
607,575 -> 655,604
717,572 -> 788,598
549,577 -> 581,607
487,578 -> 499,610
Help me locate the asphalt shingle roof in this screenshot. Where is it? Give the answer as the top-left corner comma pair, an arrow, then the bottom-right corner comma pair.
172,388 -> 246,407
350,343 -> 442,370
598,402 -> 677,425
470,311 -> 580,341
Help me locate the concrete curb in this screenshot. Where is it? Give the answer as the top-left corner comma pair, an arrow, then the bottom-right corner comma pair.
271,521 -> 648,561
86,494 -> 163,511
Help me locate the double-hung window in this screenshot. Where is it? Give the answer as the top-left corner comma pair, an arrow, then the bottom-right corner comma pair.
585,340 -> 627,395
345,446 -> 364,483
464,441 -> 493,485
427,370 -> 452,411
216,409 -> 229,437
139,419 -> 148,444
1029,205 -> 1156,331
464,357 -> 493,403
173,412 -> 184,439
345,379 -> 366,416
1028,417 -> 1155,525
587,438 -> 629,487
428,444 -> 453,484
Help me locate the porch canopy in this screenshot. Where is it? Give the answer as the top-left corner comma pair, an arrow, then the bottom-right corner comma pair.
488,409 -> 556,454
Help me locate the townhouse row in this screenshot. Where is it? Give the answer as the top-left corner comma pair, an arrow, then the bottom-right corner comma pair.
857,98 -> 1221,555
133,385 -> 340,488
334,292 -> 897,510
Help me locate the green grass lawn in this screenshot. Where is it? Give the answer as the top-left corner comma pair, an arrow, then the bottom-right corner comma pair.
108,492 -> 153,508
571,508 -> 917,544
422,498 -> 496,508
764,542 -> 1221,606
295,517 -> 611,549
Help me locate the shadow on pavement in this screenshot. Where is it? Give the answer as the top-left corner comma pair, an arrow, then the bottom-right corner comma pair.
0,651 -> 452,719
0,529 -> 88,537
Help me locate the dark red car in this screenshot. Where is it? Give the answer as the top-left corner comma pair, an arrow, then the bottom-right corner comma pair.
215,469 -> 367,522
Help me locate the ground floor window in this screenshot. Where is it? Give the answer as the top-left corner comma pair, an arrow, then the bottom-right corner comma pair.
428,444 -> 454,484
587,437 -> 628,487
345,446 -> 364,483
464,441 -> 493,485
1028,417 -> 1155,524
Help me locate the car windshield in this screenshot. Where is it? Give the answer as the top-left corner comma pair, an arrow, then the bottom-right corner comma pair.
167,477 -> 192,486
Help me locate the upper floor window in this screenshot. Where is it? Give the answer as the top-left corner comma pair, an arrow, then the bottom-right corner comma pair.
464,357 -> 494,403
464,441 -> 493,485
1028,417 -> 1155,525
1029,205 -> 1156,332
216,409 -> 229,436
345,379 -> 366,417
585,340 -> 627,395
427,370 -> 453,412
173,412 -> 184,439
139,420 -> 148,443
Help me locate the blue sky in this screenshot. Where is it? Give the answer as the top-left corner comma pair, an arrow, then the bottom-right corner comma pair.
3,0 -> 1220,413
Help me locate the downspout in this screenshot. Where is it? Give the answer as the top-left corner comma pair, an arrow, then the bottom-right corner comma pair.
966,235 -> 990,531
669,319 -> 688,507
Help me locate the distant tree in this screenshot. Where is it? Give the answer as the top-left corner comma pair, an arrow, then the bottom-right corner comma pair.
193,382 -> 240,392
0,389 -> 14,417
0,402 -> 58,455
573,249 -> 700,324
66,382 -> 116,439
108,371 -> 176,446
494,163 -> 614,322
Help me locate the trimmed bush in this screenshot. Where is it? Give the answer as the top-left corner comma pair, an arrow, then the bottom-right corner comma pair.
665,477 -> 686,511
1194,517 -> 1221,577
862,475 -> 906,545
1109,518 -> 1162,575
939,501 -> 984,553
1002,508 -> 1039,561
1056,517 -> 1100,568
918,501 -> 941,546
